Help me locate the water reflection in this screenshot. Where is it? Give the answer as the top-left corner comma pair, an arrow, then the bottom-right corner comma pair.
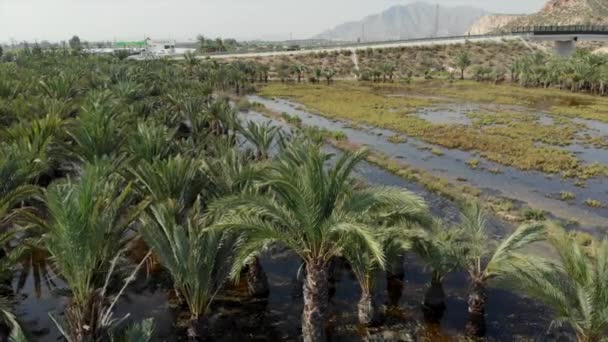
247,95 -> 608,231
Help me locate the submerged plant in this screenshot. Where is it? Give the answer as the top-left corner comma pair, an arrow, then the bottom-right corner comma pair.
457,203 -> 546,338
141,202 -> 236,338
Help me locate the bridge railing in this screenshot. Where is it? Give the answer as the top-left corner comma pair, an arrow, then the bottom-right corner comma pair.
512,25 -> 608,35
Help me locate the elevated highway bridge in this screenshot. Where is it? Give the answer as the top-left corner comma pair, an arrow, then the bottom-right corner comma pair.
152,26 -> 608,61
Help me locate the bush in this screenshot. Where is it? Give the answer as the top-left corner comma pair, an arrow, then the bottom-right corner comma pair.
236,98 -> 252,112
523,208 -> 546,221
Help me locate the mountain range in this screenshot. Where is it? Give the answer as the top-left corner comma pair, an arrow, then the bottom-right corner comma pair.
314,0 -> 608,42
313,2 -> 487,42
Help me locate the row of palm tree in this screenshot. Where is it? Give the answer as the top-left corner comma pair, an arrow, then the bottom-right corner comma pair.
0,50 -> 607,342
509,51 -> 608,95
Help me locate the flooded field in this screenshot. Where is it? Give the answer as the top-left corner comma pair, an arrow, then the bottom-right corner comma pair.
248,95 -> 608,232
17,110 -> 554,342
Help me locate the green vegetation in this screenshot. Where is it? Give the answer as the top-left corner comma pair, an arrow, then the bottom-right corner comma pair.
584,199 -> 604,208
259,81 -> 608,178
560,191 -> 576,201
387,134 -> 407,144
3,40 -> 608,342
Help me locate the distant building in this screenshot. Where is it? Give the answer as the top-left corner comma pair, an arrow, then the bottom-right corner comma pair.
145,39 -> 176,56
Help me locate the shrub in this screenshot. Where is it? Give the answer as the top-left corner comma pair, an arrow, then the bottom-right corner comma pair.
559,191 -> 576,201
523,208 -> 546,221
236,98 -> 252,111
584,199 -> 603,208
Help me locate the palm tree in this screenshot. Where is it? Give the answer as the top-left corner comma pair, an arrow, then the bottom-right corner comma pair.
205,148 -> 271,298
412,220 -> 462,323
322,68 -> 336,84
458,203 -> 546,338
291,64 -> 308,83
129,155 -> 210,220
240,121 -> 281,160
211,144 -> 431,341
126,121 -> 175,163
454,50 -> 472,80
69,100 -> 127,163
141,202 -> 235,338
346,222 -> 428,326
507,229 -> 608,342
44,161 -> 148,341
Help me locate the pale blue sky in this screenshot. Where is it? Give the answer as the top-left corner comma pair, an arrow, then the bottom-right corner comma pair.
0,0 -> 547,42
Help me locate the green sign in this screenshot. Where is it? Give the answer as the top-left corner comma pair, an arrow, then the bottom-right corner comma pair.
113,41 -> 146,48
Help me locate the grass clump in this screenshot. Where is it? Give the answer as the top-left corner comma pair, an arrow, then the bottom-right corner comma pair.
523,208 -> 546,221
387,134 -> 407,144
431,148 -> 444,156
236,98 -> 252,111
559,191 -> 576,201
280,112 -> 302,126
466,158 -> 480,169
584,199 -> 604,208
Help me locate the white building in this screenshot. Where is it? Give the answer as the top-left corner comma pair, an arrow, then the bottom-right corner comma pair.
145,39 -> 176,56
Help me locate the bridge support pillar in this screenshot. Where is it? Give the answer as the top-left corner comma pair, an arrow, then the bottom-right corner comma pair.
554,39 -> 576,57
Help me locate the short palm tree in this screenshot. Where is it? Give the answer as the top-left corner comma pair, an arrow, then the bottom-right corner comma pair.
212,144 -> 431,341
412,219 -> 462,323
204,149 -> 270,298
508,229 -> 608,342
69,101 -> 127,163
346,221 -> 428,326
44,161 -> 148,341
141,202 -> 235,338
126,121 -> 175,162
458,203 -> 546,338
240,121 -> 280,160
129,155 -> 210,220
454,50 -> 472,80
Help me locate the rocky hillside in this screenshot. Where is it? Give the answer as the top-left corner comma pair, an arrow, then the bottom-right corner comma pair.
466,15 -> 524,35
500,0 -> 608,30
314,2 -> 486,42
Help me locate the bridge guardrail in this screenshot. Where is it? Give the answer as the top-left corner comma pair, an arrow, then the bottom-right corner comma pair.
201,32 -> 522,57
197,25 -> 608,58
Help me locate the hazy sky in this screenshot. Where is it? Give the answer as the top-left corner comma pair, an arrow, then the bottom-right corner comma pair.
0,0 -> 547,42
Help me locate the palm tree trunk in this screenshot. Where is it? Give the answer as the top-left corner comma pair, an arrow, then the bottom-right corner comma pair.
357,286 -> 378,326
247,256 -> 269,298
386,257 -> 404,308
422,273 -> 446,324
187,316 -> 209,340
465,281 -> 487,338
302,261 -> 328,342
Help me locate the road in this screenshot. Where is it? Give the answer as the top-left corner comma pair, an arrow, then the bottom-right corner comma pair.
200,35 -> 522,60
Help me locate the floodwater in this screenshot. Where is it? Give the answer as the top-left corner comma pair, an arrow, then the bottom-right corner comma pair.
248,95 -> 608,232
16,110 -> 555,342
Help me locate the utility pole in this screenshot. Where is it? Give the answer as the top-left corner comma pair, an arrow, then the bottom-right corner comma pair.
433,3 -> 440,38
361,24 -> 365,42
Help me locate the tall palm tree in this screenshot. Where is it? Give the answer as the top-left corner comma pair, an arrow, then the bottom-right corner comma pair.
44,161 -> 148,341
508,229 -> 608,342
141,202 -> 235,339
458,203 -> 546,338
211,144 -> 431,341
